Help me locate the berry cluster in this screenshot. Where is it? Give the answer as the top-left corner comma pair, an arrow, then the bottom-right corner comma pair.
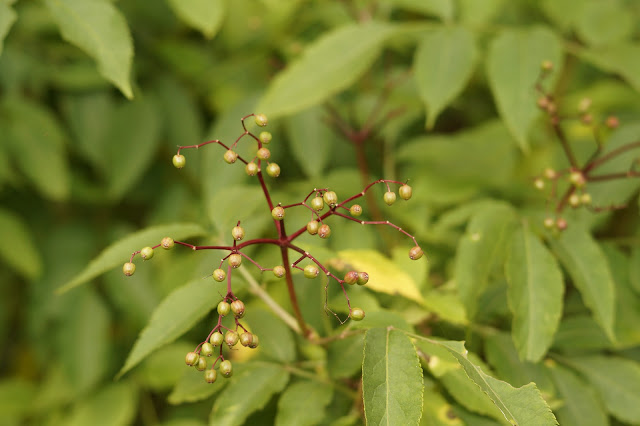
533,61 -> 640,231
123,113 -> 424,380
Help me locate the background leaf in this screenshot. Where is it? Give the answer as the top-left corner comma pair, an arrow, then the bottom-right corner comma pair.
275,381 -> 333,426
284,105 -> 334,179
66,382 -> 137,426
0,1 -> 16,56
167,0 -> 224,39
0,208 -> 42,280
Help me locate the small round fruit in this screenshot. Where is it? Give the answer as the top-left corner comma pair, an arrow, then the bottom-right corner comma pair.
581,113 -> 593,125
254,113 -> 268,127
544,168 -> 557,179
204,369 -> 217,383
201,342 -> 214,357
541,60 -> 553,71
318,224 -> 331,239
537,96 -> 549,110
304,264 -> 319,279
172,154 -> 186,169
344,271 -> 358,285
569,193 -> 581,208
123,262 -> 136,276
230,300 -> 245,318
310,196 -> 324,211
161,237 -> 174,249
210,332 -> 224,347
323,191 -> 338,207
271,206 -> 285,221
232,226 -> 245,241
219,360 -> 233,378
307,220 -> 319,235
259,131 -> 272,144
606,116 -> 619,129
350,204 -> 363,216
248,334 -> 260,349
534,178 -> 545,190
196,357 -> 207,371
245,162 -> 259,176
223,150 -> 238,164
383,191 -> 396,206
228,253 -> 242,268
217,301 -> 231,316
350,307 -> 365,321
266,162 -> 281,177
257,147 -> 271,160
578,97 -> 592,112
409,246 -> 424,260
399,184 -> 412,200
273,265 -> 286,278
556,217 -> 568,231
240,332 -> 253,347
140,246 -> 154,260
185,351 -> 199,366
225,331 -> 239,347
213,268 -> 226,282
569,171 -> 586,188
543,217 -> 555,229
357,272 -> 369,286
580,193 -> 592,205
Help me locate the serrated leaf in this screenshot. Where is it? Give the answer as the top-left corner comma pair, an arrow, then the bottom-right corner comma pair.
168,367 -> 227,405
58,223 -> 206,293
167,0 -> 224,39
256,22 -> 395,118
362,328 -> 423,425
547,364 -> 608,426
505,223 -> 564,362
244,308 -> 295,364
210,363 -> 290,426
486,27 -> 563,152
276,381 -> 333,426
45,0 -> 134,99
117,278 -> 220,378
547,224 -> 615,341
284,105 -> 333,178
334,250 -> 423,303
0,208 -> 42,280
67,382 -> 137,426
564,356 -> 640,424
455,202 -> 517,319
0,2 -> 16,56
414,26 -> 478,128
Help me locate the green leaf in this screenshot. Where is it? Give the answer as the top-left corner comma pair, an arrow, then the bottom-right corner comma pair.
167,0 -> 224,39
0,208 -> 42,280
327,333 -> 365,379
458,0 -> 503,26
575,1 -> 633,47
168,367 -> 227,405
631,245 -> 640,294
505,223 -> 564,362
244,308 -> 296,364
546,363 -> 608,426
551,315 -> 610,353
210,363 -> 290,426
276,381 -> 333,426
486,27 -> 563,152
256,22 -> 395,119
547,224 -> 616,341
564,355 -> 640,424
117,278 -> 220,378
58,223 -> 206,293
0,379 -> 37,420
45,0 -> 134,99
0,1 -> 16,56
579,43 -> 640,94
362,328 -> 423,425
284,105 -> 333,178
387,0 -> 454,21
414,26 -> 478,128
455,202 -> 517,319
135,341 -> 194,391
67,382 -> 137,426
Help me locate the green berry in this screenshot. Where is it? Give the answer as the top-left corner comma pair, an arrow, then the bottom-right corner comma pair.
304,264 -> 319,279
350,307 -> 365,321
254,113 -> 268,127
140,246 -> 154,260
569,193 -> 581,208
399,184 -> 412,200
544,168 -> 557,179
172,154 -> 186,169
581,193 -> 592,205
383,191 -> 396,206
213,268 -> 226,282
273,265 -> 286,278
541,60 -> 553,71
310,196 -> 324,211
272,206 -> 285,220
257,147 -> 271,160
259,131 -> 272,144
228,253 -> 242,268
196,357 -> 207,371
350,204 -> 363,216
266,162 -> 280,177
225,330 -> 239,347
201,342 -> 214,357
357,272 -> 369,286
239,332 -> 253,347
185,351 -> 199,366
245,162 -> 259,176
534,178 -> 545,190
248,334 -> 260,349
409,246 -> 424,260
344,271 -> 358,285
123,262 -> 136,276
230,300 -> 245,318
323,191 -> 338,207
569,171 -> 586,188
210,332 -> 224,347
318,224 -> 331,239
232,226 -> 245,241
223,150 -> 238,164
219,360 -> 233,378
204,369 -> 217,383
307,220 -> 319,235
217,301 -> 231,316
543,217 -> 555,229
161,237 -> 174,249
